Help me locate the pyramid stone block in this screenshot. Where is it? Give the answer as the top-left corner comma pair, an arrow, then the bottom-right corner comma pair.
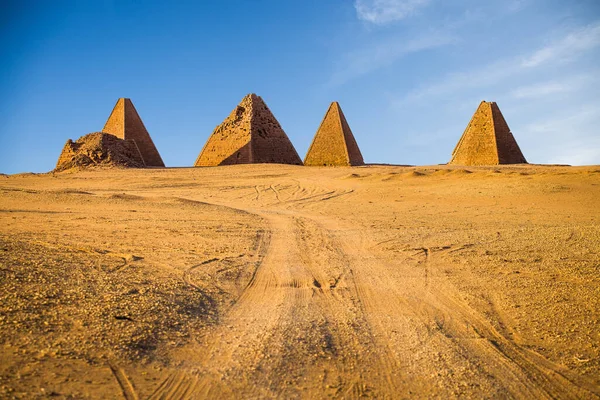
195,94 -> 302,166
304,102 -> 364,166
103,98 -> 165,167
449,101 -> 527,166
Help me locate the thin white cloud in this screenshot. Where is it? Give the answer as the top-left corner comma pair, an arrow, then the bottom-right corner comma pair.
506,0 -> 528,13
329,32 -> 456,86
509,74 -> 594,99
510,82 -> 569,99
521,22 -> 600,68
396,58 -> 514,105
397,22 -> 600,105
354,0 -> 431,24
520,104 -> 600,165
520,104 -> 599,135
548,146 -> 600,165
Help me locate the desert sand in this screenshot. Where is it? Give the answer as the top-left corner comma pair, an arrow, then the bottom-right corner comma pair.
1,164 -> 599,399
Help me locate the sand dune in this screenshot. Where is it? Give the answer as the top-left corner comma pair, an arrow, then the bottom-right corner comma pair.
1,164 -> 599,398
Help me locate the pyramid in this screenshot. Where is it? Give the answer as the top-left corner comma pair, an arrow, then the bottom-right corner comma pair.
102,98 -> 165,167
304,102 -> 364,166
449,101 -> 527,165
195,94 -> 302,166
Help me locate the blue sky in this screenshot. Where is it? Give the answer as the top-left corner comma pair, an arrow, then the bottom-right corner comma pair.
1,0 -> 599,173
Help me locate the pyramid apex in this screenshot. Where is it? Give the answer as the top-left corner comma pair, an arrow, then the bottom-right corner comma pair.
330,101 -> 343,111
481,100 -> 499,106
113,98 -> 133,107
241,93 -> 266,106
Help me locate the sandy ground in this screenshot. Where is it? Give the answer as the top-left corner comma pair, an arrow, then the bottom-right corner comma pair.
0,164 -> 599,399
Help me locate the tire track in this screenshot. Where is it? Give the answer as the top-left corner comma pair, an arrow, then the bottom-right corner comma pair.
108,362 -> 139,400
313,216 -> 598,399
148,190 -> 598,398
165,205 -> 401,398
418,244 -> 597,398
269,184 -> 281,203
147,371 -> 198,400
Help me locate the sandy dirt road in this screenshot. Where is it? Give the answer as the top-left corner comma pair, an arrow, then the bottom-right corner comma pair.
1,164 -> 599,398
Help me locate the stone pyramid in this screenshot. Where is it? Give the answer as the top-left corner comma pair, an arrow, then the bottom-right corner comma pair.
195,94 -> 302,166
304,102 -> 364,166
449,101 -> 527,165
103,98 -> 165,167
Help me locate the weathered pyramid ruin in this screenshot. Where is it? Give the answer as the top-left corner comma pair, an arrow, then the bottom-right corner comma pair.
55,132 -> 145,172
103,98 -> 165,167
449,101 -> 527,166
304,102 -> 364,166
195,94 -> 302,166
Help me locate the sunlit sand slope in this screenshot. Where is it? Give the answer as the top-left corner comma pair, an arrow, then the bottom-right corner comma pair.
1,164 -> 599,399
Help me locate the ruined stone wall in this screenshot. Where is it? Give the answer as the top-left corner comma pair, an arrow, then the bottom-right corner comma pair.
56,140 -> 78,169
449,102 -> 500,166
490,103 -> 527,164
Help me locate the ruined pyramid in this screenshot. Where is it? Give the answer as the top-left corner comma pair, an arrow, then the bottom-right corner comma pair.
304,102 -> 364,166
449,101 -> 527,165
55,132 -> 146,172
195,94 -> 302,166
103,98 -> 165,167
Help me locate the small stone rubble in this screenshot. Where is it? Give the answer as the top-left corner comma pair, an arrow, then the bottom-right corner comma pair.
55,132 -> 145,172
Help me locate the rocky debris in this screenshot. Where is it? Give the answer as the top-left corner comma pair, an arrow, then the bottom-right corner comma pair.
304,102 -> 364,166
449,101 -> 527,166
55,132 -> 146,172
195,93 -> 303,166
0,235 -> 216,365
